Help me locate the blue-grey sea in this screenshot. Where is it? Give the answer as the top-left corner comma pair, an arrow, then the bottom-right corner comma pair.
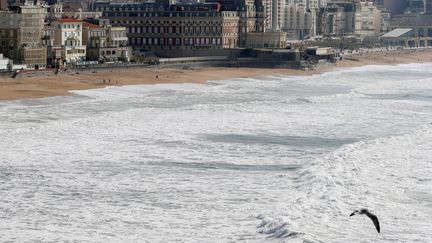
1,63 -> 432,242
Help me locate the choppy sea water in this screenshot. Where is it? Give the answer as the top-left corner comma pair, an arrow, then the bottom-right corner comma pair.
1,63 -> 432,242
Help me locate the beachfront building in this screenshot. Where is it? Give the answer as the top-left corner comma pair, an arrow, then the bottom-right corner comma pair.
53,18 -> 86,65
0,53 -> 13,70
272,0 -> 285,30
354,1 -> 382,38
83,22 -> 131,62
246,31 -> 287,48
282,3 -> 315,39
386,12 -> 432,47
91,0 -> 265,57
316,3 -> 353,37
380,28 -> 416,46
0,5 -> 47,69
264,0 -> 326,31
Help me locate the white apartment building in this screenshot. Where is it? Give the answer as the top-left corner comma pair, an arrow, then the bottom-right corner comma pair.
355,2 -> 382,38
53,19 -> 86,64
263,0 -> 273,30
271,0 -> 285,30
283,4 -> 315,39
107,26 -> 128,47
265,0 -> 326,31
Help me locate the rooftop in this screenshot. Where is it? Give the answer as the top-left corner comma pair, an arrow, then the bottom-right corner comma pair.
381,28 -> 413,38
56,18 -> 83,23
83,22 -> 101,29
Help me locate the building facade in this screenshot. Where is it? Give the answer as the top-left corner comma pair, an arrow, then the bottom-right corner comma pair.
283,3 -> 314,39
317,5 -> 349,36
354,1 -> 382,38
246,31 -> 287,47
92,0 -> 264,57
53,19 -> 86,64
287,0 -> 327,9
83,22 -> 131,62
0,5 -> 47,68
391,13 -> 432,37
425,0 -> 432,13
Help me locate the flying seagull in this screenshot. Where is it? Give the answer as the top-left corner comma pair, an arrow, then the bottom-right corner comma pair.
350,208 -> 380,233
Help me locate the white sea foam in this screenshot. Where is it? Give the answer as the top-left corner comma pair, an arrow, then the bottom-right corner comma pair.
1,64 -> 432,242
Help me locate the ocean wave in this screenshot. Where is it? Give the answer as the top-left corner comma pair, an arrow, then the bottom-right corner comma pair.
257,123 -> 432,242
256,214 -> 305,239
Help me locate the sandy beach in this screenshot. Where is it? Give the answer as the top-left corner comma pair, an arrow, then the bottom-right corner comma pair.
1,48 -> 432,100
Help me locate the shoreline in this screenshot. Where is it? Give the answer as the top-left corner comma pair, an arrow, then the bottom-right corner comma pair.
1,48 -> 432,101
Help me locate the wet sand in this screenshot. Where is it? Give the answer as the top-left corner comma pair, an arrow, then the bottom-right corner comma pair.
1,48 -> 432,100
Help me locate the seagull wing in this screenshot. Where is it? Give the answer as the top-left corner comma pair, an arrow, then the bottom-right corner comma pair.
367,213 -> 380,233
349,210 -> 359,216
